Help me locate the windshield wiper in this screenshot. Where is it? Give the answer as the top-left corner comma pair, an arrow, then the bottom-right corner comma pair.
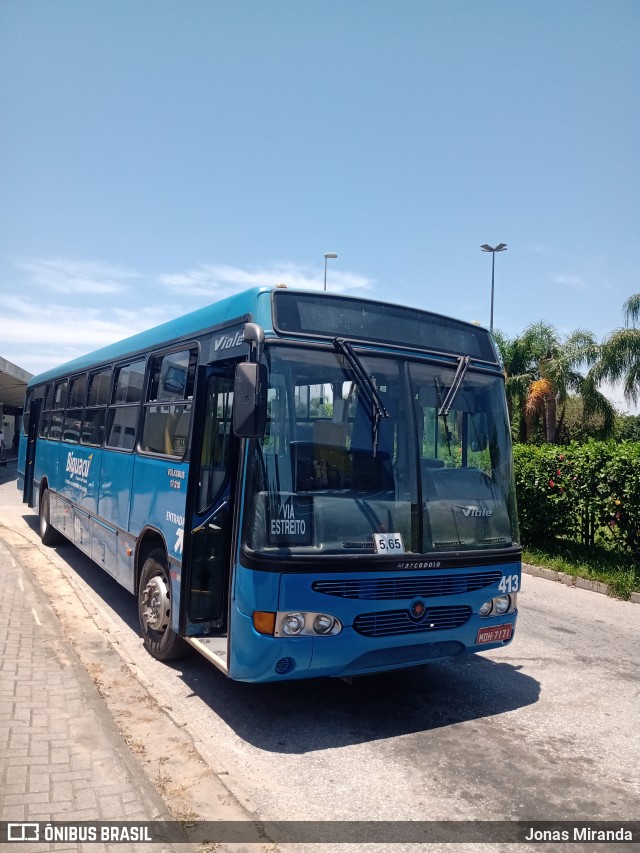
333,338 -> 389,455
437,355 -> 470,417
434,355 -> 471,457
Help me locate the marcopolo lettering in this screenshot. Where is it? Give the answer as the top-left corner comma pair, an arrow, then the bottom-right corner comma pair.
66,452 -> 93,479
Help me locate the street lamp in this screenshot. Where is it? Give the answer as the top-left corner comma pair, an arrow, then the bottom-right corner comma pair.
323,252 -> 338,292
480,243 -> 507,331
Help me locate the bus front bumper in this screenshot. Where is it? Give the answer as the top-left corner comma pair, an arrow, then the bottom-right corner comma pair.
228,606 -> 517,683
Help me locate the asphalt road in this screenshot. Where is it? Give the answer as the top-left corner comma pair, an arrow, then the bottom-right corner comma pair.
1,466 -> 638,852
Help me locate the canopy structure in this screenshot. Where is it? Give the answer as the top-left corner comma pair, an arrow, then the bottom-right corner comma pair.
0,356 -> 32,417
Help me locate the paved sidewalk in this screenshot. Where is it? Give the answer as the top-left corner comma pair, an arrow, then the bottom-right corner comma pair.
0,534 -> 186,852
0,453 -> 18,487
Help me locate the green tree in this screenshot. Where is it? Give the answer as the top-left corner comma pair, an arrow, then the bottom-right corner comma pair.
555,395 -> 617,443
591,294 -> 640,405
613,412 -> 640,441
495,323 -> 614,443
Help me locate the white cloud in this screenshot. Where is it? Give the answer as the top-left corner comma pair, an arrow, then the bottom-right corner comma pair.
15,257 -> 139,294
159,262 -> 373,297
552,273 -> 589,290
0,297 -> 171,375
3,257 -> 376,375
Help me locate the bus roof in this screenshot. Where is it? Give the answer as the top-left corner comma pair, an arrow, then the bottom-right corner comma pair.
27,286 -> 498,388
27,286 -> 272,387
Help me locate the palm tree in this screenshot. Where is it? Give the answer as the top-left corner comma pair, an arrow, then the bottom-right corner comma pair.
591,295 -> 640,405
491,329 -> 530,434
495,323 -> 614,443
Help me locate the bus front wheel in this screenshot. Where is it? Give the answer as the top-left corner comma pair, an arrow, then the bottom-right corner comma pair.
39,489 -> 61,546
138,550 -> 186,661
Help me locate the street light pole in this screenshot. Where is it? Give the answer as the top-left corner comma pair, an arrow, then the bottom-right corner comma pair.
323,252 -> 338,292
480,243 -> 507,331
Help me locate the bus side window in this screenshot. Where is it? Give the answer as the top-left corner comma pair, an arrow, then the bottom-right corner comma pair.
140,348 -> 197,457
105,360 -> 145,451
39,385 -> 53,438
82,367 -> 112,446
49,379 -> 68,441
63,374 -> 87,443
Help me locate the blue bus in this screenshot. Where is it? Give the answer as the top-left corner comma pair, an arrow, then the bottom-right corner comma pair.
18,286 -> 520,682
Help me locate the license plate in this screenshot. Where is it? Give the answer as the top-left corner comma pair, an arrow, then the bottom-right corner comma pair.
476,624 -> 513,644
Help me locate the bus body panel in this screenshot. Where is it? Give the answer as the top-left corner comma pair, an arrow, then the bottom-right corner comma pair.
35,438 -> 61,498
232,559 -> 282,616
89,515 -> 122,582
73,506 -> 92,556
97,452 -> 136,536
276,562 -> 520,619
59,444 -> 101,514
227,600 -> 516,684
130,455 -> 189,630
129,455 -> 189,559
228,605 -> 314,681
17,438 -> 27,493
51,489 -> 70,536
227,562 -> 519,682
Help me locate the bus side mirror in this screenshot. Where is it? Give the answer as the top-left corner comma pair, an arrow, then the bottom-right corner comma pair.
233,363 -> 267,438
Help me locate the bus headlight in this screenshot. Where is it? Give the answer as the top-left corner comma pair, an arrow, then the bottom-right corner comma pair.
478,599 -> 493,616
282,613 -> 305,635
479,594 -> 516,617
494,595 -> 511,615
313,614 -> 336,635
274,611 -> 342,637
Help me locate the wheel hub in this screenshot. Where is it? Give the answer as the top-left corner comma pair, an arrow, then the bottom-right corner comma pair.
141,575 -> 170,632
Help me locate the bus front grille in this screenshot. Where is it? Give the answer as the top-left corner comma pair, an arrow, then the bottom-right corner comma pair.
353,605 -> 472,637
312,571 -> 501,600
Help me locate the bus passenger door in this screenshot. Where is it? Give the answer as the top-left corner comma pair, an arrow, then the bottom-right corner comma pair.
180,367 -> 238,637
23,398 -> 42,508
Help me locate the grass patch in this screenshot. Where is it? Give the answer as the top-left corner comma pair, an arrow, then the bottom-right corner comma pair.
522,539 -> 640,600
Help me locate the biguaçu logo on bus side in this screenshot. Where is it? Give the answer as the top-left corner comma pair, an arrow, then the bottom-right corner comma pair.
456,504 -> 493,518
66,452 -> 93,479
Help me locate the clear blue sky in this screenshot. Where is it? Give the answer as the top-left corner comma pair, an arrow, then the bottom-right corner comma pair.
1,1 -> 639,406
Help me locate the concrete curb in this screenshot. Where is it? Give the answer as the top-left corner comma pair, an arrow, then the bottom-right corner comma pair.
522,561 -> 640,604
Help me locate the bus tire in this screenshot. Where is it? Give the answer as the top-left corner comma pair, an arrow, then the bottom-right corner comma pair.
39,489 -> 61,546
138,550 -> 186,661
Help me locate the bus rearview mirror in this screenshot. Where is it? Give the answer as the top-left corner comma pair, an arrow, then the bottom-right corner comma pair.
233,363 -> 267,438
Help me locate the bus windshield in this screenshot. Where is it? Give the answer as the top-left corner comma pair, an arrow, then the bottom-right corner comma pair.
242,345 -> 519,560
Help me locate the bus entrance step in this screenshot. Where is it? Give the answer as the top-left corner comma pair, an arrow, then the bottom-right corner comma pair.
186,636 -> 228,673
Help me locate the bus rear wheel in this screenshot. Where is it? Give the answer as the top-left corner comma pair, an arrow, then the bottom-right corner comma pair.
39,489 -> 61,546
138,550 -> 186,661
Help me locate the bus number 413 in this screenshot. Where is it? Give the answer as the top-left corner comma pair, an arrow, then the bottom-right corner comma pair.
498,574 -> 519,593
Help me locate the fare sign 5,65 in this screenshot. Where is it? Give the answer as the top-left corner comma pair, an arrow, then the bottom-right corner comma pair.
373,532 -> 405,554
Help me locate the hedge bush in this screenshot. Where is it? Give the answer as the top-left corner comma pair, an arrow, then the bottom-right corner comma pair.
513,440 -> 640,556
